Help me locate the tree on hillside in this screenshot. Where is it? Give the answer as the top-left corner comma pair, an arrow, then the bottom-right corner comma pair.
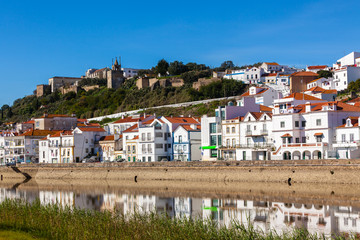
186,62 -> 209,72
347,78 -> 360,93
317,70 -> 333,79
155,59 -> 169,76
168,61 -> 188,75
220,61 -> 235,70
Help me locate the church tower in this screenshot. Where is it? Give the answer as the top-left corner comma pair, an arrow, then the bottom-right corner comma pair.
107,57 -> 125,89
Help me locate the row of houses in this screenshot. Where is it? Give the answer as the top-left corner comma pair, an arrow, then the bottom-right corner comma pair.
2,86 -> 360,164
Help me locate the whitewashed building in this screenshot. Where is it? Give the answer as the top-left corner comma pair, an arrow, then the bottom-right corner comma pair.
173,125 -> 201,161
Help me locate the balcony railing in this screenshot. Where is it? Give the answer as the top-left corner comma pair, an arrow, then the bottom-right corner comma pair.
245,130 -> 252,136
332,140 -> 360,147
260,129 -> 268,135
282,142 -> 328,148
235,143 -> 274,149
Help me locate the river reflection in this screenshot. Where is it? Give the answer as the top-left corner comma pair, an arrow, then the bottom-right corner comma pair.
0,182 -> 359,237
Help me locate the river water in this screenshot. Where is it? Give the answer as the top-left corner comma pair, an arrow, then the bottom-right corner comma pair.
0,179 -> 359,238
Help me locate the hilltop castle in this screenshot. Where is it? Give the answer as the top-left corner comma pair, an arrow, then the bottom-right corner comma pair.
107,57 -> 125,89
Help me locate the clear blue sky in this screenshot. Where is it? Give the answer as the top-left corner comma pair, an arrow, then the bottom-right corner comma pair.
0,0 -> 359,106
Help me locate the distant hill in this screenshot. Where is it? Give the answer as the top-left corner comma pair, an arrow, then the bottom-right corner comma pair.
0,77 -> 246,125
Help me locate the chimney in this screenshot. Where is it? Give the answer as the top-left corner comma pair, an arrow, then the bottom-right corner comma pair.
305,102 -> 312,112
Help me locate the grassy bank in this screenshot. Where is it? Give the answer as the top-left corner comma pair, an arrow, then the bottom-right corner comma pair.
0,199 -> 343,240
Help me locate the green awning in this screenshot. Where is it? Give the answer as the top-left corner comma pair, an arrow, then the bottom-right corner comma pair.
201,146 -> 217,149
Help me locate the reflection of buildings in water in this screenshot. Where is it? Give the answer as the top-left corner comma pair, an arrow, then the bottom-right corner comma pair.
39,191 -> 74,209
174,197 -> 202,219
334,206 -> 360,235
124,195 -> 174,217
202,199 -> 272,233
270,202 -> 337,236
1,186 -> 360,237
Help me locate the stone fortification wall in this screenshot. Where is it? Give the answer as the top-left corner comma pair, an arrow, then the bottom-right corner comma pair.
1,159 -> 359,184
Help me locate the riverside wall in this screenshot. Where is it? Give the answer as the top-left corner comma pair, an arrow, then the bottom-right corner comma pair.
1,159 -> 360,184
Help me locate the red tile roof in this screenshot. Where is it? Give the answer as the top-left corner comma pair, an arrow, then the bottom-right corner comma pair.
20,129 -> 60,137
240,87 -> 268,97
50,130 -> 73,137
260,105 -> 273,112
307,65 -> 328,70
77,122 -> 100,127
123,124 -> 138,133
347,97 -> 360,103
281,133 -> 292,138
23,120 -> 35,124
291,71 -> 319,77
163,117 -> 200,124
264,62 -> 279,66
306,86 -> 337,94
78,127 -> 106,132
100,135 -> 115,141
249,112 -> 263,120
179,125 -> 201,131
282,93 -> 324,101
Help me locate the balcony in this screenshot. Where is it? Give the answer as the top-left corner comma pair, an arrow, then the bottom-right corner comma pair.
235,143 -> 274,149
245,130 -> 252,136
282,142 -> 328,148
140,138 -> 154,142
260,129 -> 268,135
332,140 -> 360,148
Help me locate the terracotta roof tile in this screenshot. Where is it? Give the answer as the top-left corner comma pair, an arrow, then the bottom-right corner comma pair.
20,129 -> 60,137
282,93 -> 324,101
78,127 -> 106,132
307,65 -> 328,70
291,71 -> 319,77
163,117 -> 200,124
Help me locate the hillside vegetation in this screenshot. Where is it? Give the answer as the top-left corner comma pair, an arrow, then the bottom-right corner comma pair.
0,78 -> 246,124
0,59 -> 255,125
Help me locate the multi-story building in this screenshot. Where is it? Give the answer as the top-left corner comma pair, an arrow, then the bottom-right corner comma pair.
289,71 -> 319,93
107,115 -> 154,135
173,125 -> 201,161
39,127 -> 106,163
34,113 -> 77,131
237,86 -> 280,107
122,124 -> 140,162
137,118 -> 171,162
332,52 -> 360,91
5,129 -> 59,164
333,117 -> 360,159
223,67 -> 262,84
272,101 -> 360,160
99,134 -> 122,162
238,112 -> 273,160
306,77 -> 335,90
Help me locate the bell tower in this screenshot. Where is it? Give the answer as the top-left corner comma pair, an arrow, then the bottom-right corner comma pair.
107,56 -> 125,89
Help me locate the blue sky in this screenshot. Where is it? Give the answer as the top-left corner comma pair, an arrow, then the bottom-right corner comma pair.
0,0 -> 359,106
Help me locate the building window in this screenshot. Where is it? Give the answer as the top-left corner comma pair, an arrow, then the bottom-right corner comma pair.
232,127 -> 235,133
148,156 -> 151,162
302,121 -> 306,127
226,127 -> 230,134
280,122 -> 285,128
342,134 -> 346,143
141,133 -> 145,141
155,144 -> 163,149
147,133 -> 151,140
179,136 -> 182,143
316,136 -> 322,143
295,121 -> 299,127
226,139 -> 230,147
217,135 -> 222,145
183,145 -> 187,151
232,139 -> 236,147
316,119 -> 321,126
210,149 -> 217,158
210,135 -> 217,146
85,148 -> 89,153
210,123 -> 216,133
296,138 -> 300,143
302,137 -> 306,143
85,139 -> 88,143
350,134 -> 354,142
